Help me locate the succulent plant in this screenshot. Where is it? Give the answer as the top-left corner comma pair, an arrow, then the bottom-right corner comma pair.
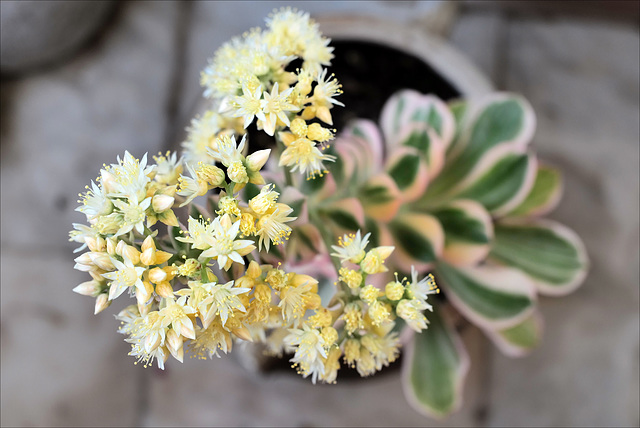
256,89 -> 589,417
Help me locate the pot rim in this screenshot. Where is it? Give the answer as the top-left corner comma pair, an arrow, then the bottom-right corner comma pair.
317,15 -> 494,98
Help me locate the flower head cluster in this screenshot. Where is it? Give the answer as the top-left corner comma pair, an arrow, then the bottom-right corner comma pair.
269,230 -> 438,384
186,7 -> 343,180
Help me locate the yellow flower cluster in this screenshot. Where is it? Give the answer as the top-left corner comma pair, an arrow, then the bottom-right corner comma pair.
184,7 -> 343,179
71,151 -> 182,314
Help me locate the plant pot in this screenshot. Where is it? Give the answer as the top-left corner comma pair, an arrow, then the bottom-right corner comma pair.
232,15 -> 494,379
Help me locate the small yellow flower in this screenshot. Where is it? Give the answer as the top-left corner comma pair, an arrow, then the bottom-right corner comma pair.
359,284 -> 381,305
360,246 -> 394,274
385,281 -> 405,301
339,267 -> 362,289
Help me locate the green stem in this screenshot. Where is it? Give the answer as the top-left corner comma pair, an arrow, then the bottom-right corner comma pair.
200,257 -> 211,282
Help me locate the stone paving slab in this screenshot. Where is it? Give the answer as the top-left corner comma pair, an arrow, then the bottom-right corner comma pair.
479,17 -> 640,427
141,323 -> 487,427
1,1 -> 180,426
0,1 -> 179,250
0,250 -> 139,427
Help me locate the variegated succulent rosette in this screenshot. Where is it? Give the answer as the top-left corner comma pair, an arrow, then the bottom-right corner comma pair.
263,89 -> 589,417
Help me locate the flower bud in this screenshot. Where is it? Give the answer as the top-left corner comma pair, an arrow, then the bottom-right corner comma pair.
73,280 -> 102,297
94,293 -> 111,314
232,326 -> 253,342
148,267 -> 167,284
245,149 -> 270,172
290,118 -> 308,137
197,164 -> 225,187
136,280 -> 154,304
155,281 -> 174,298
152,194 -> 175,213
307,123 -> 333,142
90,252 -> 116,271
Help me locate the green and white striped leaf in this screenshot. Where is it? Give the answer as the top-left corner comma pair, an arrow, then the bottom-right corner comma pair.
445,99 -> 468,159
402,306 -> 469,419
389,213 -> 444,272
386,146 -> 430,202
490,219 -> 589,296
380,89 -> 428,144
432,199 -> 494,267
454,151 -> 538,216
435,261 -> 537,330
381,90 -> 456,151
321,197 -> 365,233
424,93 -> 536,200
393,123 -> 446,180
359,173 -> 402,222
507,164 -> 563,218
485,311 -> 543,357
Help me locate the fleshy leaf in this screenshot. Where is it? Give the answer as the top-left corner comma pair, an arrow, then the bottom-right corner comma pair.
321,197 -> 365,233
436,261 -> 537,330
485,311 -> 543,357
506,164 -> 563,218
431,199 -> 493,267
402,306 -> 469,419
389,213 -> 444,272
490,219 -> 589,296
424,93 -> 536,200
358,173 -> 402,222
380,89 -> 427,146
445,99 -> 468,159
393,123 -> 446,180
386,146 -> 430,202
454,152 -> 537,216
342,119 -> 384,170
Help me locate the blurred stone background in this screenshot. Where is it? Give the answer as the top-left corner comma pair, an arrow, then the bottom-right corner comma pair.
1,1 -> 638,426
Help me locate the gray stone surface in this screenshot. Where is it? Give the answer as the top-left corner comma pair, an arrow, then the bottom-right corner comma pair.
1,1 -> 181,426
142,324 -> 487,427
0,0 -> 115,73
469,18 -> 640,427
1,1 -> 179,251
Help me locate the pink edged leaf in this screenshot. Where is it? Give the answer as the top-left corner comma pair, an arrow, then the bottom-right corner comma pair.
389,212 -> 444,273
385,146 -> 430,202
424,93 -> 536,201
506,164 -> 563,218
453,151 -> 538,217
435,261 -> 537,330
490,218 -> 589,296
380,89 -> 427,148
322,197 -> 365,234
392,123 -> 446,180
286,224 -> 326,263
342,119 -> 384,171
402,306 -> 470,419
358,173 -> 402,223
431,199 -> 493,267
484,310 -> 544,358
